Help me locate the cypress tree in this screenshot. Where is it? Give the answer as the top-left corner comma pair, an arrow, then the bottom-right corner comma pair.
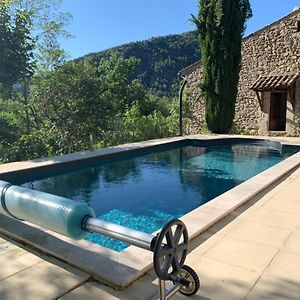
193,0 -> 252,133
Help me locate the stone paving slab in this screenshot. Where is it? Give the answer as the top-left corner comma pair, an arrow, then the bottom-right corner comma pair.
0,259 -> 90,300
245,275 -> 300,300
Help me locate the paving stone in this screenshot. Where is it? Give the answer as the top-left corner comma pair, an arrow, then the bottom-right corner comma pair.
264,250 -> 300,284
246,275 -> 300,300
227,220 -> 292,247
0,260 -> 90,300
206,212 -> 242,235
0,238 -> 7,244
8,252 -> 43,267
61,273 -> 158,300
3,246 -> 27,256
60,283 -> 122,300
244,207 -> 300,229
185,231 -> 225,266
283,228 -> 300,254
204,236 -> 279,273
0,242 -> 20,255
263,192 -> 300,215
0,254 -> 29,281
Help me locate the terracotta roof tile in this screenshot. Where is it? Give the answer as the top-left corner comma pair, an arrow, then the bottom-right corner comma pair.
251,73 -> 299,91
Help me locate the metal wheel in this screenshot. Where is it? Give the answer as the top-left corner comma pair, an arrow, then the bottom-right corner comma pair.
153,219 -> 188,280
178,265 -> 200,296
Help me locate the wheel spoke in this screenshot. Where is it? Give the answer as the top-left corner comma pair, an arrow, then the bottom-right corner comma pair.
166,228 -> 175,248
174,225 -> 184,245
158,246 -> 173,257
177,243 -> 188,254
153,219 -> 189,281
171,252 -> 181,273
161,254 -> 173,277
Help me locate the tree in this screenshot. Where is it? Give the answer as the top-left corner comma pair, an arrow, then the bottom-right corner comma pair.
5,0 -> 72,71
0,1 -> 35,95
193,0 -> 252,133
29,61 -> 109,154
28,53 -> 147,155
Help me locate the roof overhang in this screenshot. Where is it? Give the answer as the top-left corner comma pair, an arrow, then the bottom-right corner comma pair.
251,72 -> 299,111
250,72 -> 299,92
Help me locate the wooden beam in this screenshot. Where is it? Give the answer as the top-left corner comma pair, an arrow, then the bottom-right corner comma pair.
255,91 -> 263,110
289,84 -> 296,110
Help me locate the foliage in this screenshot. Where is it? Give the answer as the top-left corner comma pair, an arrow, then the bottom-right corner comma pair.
0,1 -> 35,95
6,0 -> 72,71
27,53 -> 149,155
97,96 -> 180,148
0,1 -> 194,163
77,31 -> 201,97
0,97 -> 37,162
230,123 -> 250,135
192,0 -> 252,133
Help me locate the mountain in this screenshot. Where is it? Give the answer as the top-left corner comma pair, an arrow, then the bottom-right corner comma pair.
78,31 -> 200,97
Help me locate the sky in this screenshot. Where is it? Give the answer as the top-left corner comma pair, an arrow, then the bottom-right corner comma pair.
60,0 -> 300,59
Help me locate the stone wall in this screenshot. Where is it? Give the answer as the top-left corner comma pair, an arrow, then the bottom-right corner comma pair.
183,10 -> 300,136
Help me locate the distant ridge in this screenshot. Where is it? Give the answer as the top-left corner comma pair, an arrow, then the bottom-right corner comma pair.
77,31 -> 200,97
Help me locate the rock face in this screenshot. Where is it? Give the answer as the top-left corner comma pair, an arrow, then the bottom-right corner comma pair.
181,10 -> 300,136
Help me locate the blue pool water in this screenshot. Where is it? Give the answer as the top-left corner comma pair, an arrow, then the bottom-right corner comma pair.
18,140 -> 299,251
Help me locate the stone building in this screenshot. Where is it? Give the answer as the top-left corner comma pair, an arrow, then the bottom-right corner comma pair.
179,9 -> 300,136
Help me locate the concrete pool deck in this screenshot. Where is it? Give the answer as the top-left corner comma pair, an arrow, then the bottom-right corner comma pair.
0,153 -> 300,298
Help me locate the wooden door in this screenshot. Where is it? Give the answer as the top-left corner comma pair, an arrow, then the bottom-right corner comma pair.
269,92 -> 287,131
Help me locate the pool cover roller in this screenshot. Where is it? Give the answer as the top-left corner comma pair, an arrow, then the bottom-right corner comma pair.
0,180 -> 200,299
0,180 -> 95,239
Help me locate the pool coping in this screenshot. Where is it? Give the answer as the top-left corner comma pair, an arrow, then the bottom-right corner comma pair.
0,134 -> 299,289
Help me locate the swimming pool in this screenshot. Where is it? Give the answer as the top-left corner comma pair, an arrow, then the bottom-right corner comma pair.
13,139 -> 300,251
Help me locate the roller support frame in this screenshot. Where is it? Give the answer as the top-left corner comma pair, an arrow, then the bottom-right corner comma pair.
83,217 -> 200,299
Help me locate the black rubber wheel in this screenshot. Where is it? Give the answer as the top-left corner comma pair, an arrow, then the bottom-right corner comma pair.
153,219 -> 188,280
178,265 -> 200,296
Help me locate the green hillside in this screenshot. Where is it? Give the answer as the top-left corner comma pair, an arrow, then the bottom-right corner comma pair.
78,31 -> 200,97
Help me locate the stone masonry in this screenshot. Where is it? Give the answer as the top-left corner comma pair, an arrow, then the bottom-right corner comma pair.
180,9 -> 300,136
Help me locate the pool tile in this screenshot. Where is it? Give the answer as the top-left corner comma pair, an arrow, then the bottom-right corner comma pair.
204,236 -> 279,273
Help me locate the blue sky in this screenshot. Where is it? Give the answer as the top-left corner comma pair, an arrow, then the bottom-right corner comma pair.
60,0 -> 300,59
